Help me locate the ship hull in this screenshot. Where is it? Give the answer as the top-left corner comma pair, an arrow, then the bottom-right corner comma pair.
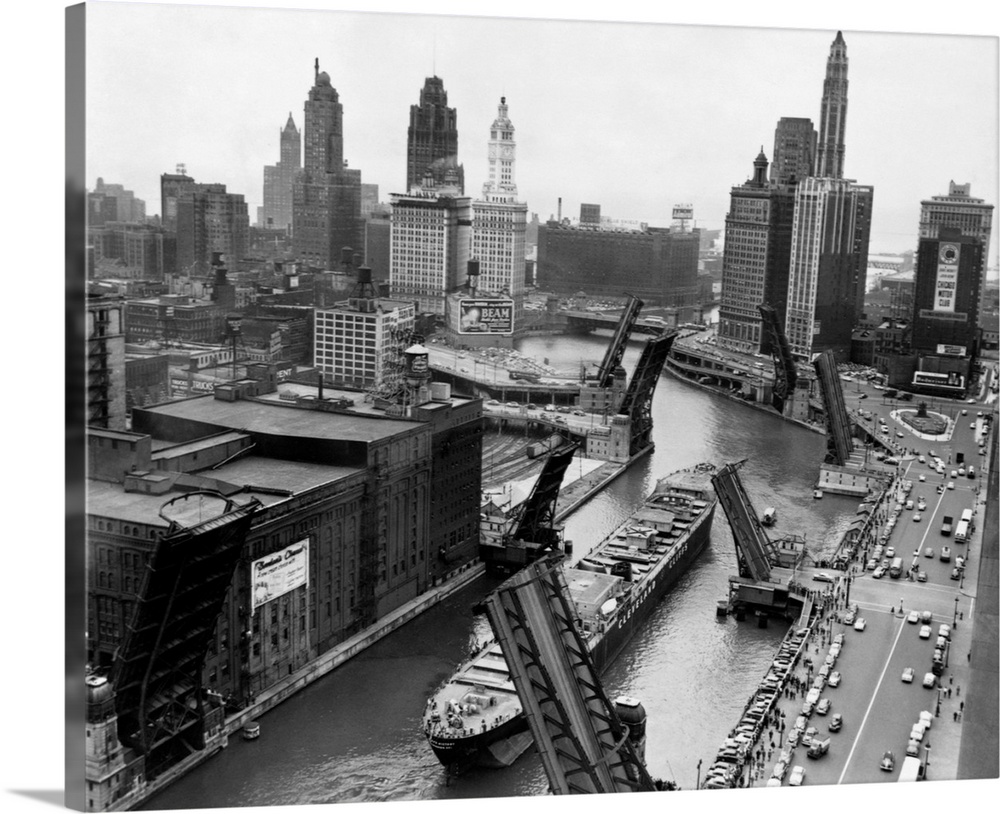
427,469 -> 717,770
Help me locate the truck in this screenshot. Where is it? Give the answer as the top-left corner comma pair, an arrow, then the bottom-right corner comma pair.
806,737 -> 831,759
898,755 -> 923,781
526,434 -> 565,459
941,515 -> 954,537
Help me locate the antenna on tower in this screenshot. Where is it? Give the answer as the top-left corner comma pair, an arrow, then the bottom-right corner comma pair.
176,163 -> 186,176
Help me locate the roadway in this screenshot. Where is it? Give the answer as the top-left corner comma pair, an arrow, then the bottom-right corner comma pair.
755,383 -> 993,788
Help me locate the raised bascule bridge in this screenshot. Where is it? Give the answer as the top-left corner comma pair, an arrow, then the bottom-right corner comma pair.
711,460 -> 815,623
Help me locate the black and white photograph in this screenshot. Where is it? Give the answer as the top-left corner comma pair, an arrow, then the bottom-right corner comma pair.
13,1 -> 1000,813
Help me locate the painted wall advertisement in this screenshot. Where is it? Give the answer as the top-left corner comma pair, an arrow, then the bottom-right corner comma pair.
252,538 -> 310,611
459,298 -> 513,335
934,243 -> 960,313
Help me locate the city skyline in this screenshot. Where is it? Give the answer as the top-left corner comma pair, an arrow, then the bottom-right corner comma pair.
84,3 -> 998,268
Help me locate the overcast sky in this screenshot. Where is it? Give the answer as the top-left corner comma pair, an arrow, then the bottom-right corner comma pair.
84,1 -> 998,265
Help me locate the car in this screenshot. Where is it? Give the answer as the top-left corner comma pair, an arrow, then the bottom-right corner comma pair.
812,572 -> 834,583
872,566 -> 885,579
917,571 -> 928,582
827,671 -> 842,687
506,401 -> 519,408
845,608 -> 857,624
816,698 -> 831,716
958,467 -> 966,476
771,760 -> 789,781
879,751 -> 895,772
572,409 -> 586,417
919,474 -> 926,482
858,393 -> 868,400
948,481 -> 955,490
925,547 -> 934,558
906,739 -> 921,757
829,713 -> 843,732
962,409 -> 969,416
896,431 -> 905,438
913,514 -> 922,523
909,725 -> 926,743
920,710 -> 934,730
525,403 -> 537,411
968,398 -> 976,404
941,546 -> 951,561
970,422 -> 976,430
901,667 -> 915,683
886,546 -> 896,557
787,729 -> 801,747
919,625 -> 932,639
939,624 -> 951,640
921,610 -> 933,623
917,500 -> 926,511
853,617 -> 866,631
802,726 -> 818,747
950,567 -> 961,580
923,672 -> 937,688
833,633 -> 845,646
907,610 -> 919,624
486,399 -> 500,406
918,455 -> 926,463
788,766 -> 805,786
956,556 -> 965,569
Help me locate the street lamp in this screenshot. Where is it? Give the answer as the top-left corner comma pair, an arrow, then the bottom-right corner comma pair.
954,596 -> 959,627
696,758 -> 702,789
924,741 -> 931,777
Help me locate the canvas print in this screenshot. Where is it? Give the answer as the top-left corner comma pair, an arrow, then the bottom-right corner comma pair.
68,1 -> 998,811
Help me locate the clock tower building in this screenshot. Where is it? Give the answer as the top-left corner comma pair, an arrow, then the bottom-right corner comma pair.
472,97 -> 528,326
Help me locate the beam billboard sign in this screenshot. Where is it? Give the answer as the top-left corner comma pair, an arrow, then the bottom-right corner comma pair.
459,298 -> 514,335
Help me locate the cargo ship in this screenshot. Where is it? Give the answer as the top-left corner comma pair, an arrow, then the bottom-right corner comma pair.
422,463 -> 718,769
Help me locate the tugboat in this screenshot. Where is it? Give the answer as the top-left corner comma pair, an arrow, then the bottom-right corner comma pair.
423,463 -> 719,770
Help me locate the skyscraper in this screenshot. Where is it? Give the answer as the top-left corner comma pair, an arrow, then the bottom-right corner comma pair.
717,150 -> 797,354
261,113 -> 301,230
389,187 -> 472,316
911,228 -> 984,357
919,182 -> 994,262
406,76 -> 464,194
784,177 -> 872,360
770,118 -> 817,186
293,60 -> 363,269
815,31 -> 848,179
175,184 -> 249,275
472,97 -> 528,322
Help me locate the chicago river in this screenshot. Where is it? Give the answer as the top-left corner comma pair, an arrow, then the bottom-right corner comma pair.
142,332 -> 863,808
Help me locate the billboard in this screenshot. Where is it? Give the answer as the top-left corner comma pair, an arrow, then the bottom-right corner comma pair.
459,298 -> 513,335
672,205 -> 694,220
252,538 -> 310,611
934,243 -> 960,313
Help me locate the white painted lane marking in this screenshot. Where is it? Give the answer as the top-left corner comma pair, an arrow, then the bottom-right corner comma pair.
837,615 -> 907,784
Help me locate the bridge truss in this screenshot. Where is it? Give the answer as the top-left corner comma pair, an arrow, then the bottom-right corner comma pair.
482,557 -> 656,794
758,304 -> 798,415
594,294 -> 644,388
618,331 -> 676,457
812,349 -> 854,466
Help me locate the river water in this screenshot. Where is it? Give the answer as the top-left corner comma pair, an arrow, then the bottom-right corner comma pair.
144,332 -> 858,809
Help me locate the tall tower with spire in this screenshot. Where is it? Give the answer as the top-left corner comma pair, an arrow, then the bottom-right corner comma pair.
293,59 -> 363,269
261,113 -> 301,229
472,96 -> 528,326
815,31 -> 848,179
482,96 -> 518,202
406,76 -> 464,193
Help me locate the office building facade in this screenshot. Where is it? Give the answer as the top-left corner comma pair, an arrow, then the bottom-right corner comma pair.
389,188 -> 472,315
717,150 -> 797,354
770,118 -> 816,186
260,113 -> 301,230
406,76 -> 463,194
293,62 -> 364,269
785,177 -> 873,360
175,184 -> 249,275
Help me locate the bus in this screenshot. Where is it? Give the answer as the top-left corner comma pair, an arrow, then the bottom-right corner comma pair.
898,755 -> 923,781
889,557 -> 904,579
955,509 -> 973,543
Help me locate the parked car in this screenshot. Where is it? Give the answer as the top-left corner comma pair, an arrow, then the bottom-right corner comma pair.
907,610 -> 919,624
827,671 -> 842,687
816,698 -> 832,716
940,546 -> 952,562
923,672 -> 937,688
788,765 -> 805,786
853,617 -> 867,631
901,667 -> 915,683
879,750 -> 896,772
917,571 -> 928,582
829,713 -> 843,732
919,625 -> 932,639
921,610 -> 933,623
